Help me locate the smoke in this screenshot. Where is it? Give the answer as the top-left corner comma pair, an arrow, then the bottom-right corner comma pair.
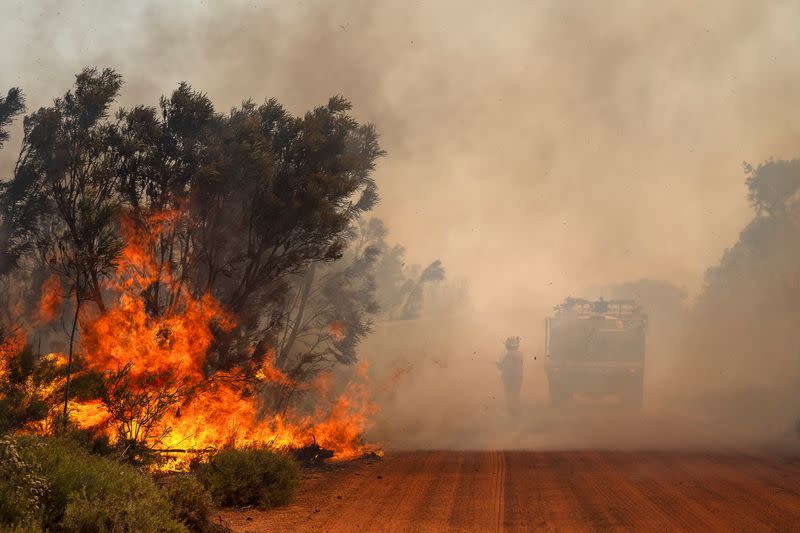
3,0 -> 800,450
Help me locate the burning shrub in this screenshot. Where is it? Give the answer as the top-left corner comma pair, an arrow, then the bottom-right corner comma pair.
14,436 -> 185,532
0,338 -> 53,434
99,362 -> 196,460
192,446 -> 299,509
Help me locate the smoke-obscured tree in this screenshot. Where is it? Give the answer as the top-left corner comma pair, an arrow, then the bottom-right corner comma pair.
399,260 -> 445,320
277,240 -> 381,379
703,159 -> 800,307
0,88 -> 26,342
352,217 -> 387,255
0,88 -> 24,151
425,278 -> 471,315
744,159 -> 800,217
364,219 -> 447,320
0,87 -> 28,277
373,242 -> 412,315
268,220 -> 382,411
685,158 -> 800,420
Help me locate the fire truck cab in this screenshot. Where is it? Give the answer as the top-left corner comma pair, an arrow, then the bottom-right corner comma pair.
544,298 -> 647,407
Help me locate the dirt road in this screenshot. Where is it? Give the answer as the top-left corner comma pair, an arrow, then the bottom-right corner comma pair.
220,450 -> 800,532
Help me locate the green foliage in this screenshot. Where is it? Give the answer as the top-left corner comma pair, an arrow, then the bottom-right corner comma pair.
192,446 -> 299,509
160,474 -> 228,533
0,435 -> 48,529
3,68 -> 124,298
7,436 -> 186,532
61,491 -> 185,533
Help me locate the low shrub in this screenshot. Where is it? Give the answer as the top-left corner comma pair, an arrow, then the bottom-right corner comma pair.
3,522 -> 45,533
8,436 -> 186,533
61,490 -> 186,533
160,474 -> 229,533
0,435 -> 48,530
192,446 -> 299,509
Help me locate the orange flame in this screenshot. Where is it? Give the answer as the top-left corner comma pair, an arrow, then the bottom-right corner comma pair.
69,399 -> 111,429
60,210 -> 377,467
329,320 -> 346,341
37,274 -> 63,324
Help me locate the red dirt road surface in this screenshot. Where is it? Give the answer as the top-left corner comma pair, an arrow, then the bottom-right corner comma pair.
220,450 -> 800,532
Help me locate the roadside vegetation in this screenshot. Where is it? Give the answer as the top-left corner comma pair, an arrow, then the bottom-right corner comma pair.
1,435 -> 184,532
0,434 -> 304,532
192,447 -> 299,509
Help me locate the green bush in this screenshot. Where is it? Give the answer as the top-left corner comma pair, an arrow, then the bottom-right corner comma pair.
0,435 -> 48,529
9,436 -> 186,533
160,474 -> 229,533
62,491 -> 187,533
192,446 -> 299,509
3,522 -> 45,533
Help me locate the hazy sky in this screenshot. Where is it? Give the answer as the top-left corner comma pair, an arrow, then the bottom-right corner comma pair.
3,0 -> 800,310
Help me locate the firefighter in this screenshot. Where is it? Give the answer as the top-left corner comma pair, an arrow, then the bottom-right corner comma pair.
497,336 -> 523,415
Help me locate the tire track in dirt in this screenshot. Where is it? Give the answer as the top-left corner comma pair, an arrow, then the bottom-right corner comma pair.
332,451 -> 443,532
669,452 -> 800,531
598,451 -> 740,532
569,451 -> 632,531
220,450 -> 800,533
446,451 -> 505,532
503,451 -> 596,532
581,451 -> 681,531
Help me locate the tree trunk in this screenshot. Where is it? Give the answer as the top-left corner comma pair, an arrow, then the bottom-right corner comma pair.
91,272 -> 106,313
278,264 -> 316,369
62,296 -> 82,433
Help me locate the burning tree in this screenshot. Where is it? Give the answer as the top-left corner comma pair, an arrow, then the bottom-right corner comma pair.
0,69 -> 384,461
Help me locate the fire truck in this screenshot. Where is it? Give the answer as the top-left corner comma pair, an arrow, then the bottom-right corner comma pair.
544,298 -> 647,407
